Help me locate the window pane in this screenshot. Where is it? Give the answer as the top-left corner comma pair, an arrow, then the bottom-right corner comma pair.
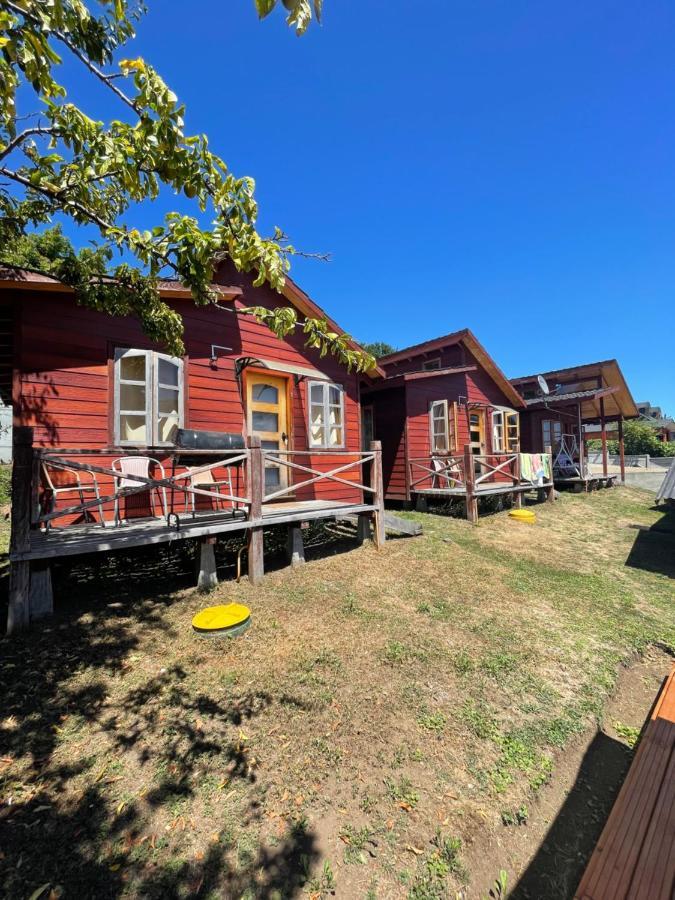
261,440 -> 279,451
158,386 -> 179,416
158,415 -> 178,443
310,383 -> 325,403
252,411 -> 279,432
328,385 -> 342,406
253,383 -> 279,404
329,427 -> 343,446
120,414 -> 146,442
265,466 -> 281,489
311,425 -> 324,444
120,354 -> 146,382
158,357 -> 179,386
329,406 -> 343,425
120,383 -> 146,411
311,405 -> 325,425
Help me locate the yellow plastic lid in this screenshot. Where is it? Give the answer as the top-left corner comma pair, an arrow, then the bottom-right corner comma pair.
508,509 -> 536,522
192,603 -> 251,634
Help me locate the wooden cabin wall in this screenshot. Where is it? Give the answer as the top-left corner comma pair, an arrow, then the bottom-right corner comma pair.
520,407 -> 577,454
381,342 -> 465,376
11,274 -> 364,519
405,370 -> 468,458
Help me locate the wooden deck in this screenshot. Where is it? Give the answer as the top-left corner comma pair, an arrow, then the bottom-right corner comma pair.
412,481 -> 553,498
556,473 -> 618,489
10,499 -> 377,562
575,666 -> 675,900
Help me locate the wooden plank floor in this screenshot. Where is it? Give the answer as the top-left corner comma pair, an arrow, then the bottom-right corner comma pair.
413,482 -> 553,498
575,666 -> 675,900
11,500 -> 377,562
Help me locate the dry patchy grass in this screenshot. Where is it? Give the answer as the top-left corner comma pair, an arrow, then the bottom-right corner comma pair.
0,487 -> 673,899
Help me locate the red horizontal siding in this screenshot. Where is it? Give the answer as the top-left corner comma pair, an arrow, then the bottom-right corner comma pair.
14,264 -> 365,517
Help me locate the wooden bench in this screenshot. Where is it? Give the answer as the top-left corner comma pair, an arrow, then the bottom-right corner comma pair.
575,666 -> 675,899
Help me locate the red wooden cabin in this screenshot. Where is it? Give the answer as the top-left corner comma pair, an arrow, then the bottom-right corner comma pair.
361,329 -> 554,520
1,262 -> 386,630
511,359 -> 639,488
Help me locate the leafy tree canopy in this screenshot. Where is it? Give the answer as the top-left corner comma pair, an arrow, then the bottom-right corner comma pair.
1,223 -> 107,272
587,419 -> 675,458
0,0 -> 373,372
362,341 -> 397,359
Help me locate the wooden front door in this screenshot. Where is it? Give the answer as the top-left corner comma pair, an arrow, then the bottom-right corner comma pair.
246,373 -> 289,496
468,409 -> 486,472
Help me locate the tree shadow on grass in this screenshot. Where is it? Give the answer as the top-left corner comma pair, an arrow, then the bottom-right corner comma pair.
510,730 -> 634,900
625,505 -> 675,579
0,554 -> 320,898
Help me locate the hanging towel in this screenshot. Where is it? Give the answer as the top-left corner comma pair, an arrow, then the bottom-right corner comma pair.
520,453 -> 534,482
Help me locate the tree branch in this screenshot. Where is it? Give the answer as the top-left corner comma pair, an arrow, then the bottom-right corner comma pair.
0,126 -> 58,162
3,1 -> 139,113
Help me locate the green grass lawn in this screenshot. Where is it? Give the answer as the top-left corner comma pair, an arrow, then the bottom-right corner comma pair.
0,487 -> 673,899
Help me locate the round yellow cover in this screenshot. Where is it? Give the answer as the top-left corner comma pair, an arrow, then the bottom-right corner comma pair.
508,509 -> 536,523
192,603 -> 251,632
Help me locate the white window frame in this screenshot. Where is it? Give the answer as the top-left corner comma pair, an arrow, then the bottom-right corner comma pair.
422,358 -> 442,371
492,407 -> 520,452
429,399 -> 449,452
307,380 -> 346,449
114,347 -> 184,447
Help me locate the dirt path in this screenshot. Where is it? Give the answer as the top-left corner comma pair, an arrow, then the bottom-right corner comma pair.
463,647 -> 673,899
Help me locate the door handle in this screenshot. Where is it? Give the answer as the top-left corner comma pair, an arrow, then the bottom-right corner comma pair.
281,432 -> 288,443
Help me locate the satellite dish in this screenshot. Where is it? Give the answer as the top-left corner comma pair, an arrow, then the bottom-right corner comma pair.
537,375 -> 550,396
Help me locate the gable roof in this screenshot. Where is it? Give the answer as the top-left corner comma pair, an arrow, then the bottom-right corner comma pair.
379,328 -> 525,408
0,264 -> 384,378
511,359 -> 638,420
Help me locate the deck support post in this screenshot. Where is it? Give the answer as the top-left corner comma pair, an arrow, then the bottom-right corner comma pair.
370,441 -> 386,548
356,513 -> 372,544
513,454 -> 523,509
286,524 -> 305,567
600,397 -> 608,477
29,561 -> 53,618
463,445 -> 478,524
7,426 -> 35,634
247,436 -> 264,585
415,495 -> 428,513
618,416 -> 626,484
196,536 -> 218,592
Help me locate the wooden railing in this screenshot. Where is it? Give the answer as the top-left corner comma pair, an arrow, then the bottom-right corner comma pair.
408,453 -> 465,492
262,448 -> 378,503
473,452 -> 520,487
35,447 -> 252,530
407,446 -> 554,523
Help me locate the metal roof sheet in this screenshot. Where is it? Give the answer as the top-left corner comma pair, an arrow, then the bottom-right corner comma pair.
656,458 -> 675,502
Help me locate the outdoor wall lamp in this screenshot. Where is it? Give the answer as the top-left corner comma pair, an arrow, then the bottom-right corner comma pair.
210,345 -> 232,369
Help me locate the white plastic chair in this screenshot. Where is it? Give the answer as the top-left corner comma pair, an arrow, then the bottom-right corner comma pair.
185,465 -> 236,517
41,462 -> 104,531
112,456 -> 167,526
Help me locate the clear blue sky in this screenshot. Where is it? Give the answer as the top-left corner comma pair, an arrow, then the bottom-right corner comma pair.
58,1 -> 675,412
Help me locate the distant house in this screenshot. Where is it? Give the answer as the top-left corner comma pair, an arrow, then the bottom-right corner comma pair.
636,401 -> 675,443
361,329 -> 553,520
511,359 -> 639,485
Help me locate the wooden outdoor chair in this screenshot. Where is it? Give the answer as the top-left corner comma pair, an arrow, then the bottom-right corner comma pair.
112,456 -> 167,526
41,462 -> 105,531
431,455 -> 460,489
